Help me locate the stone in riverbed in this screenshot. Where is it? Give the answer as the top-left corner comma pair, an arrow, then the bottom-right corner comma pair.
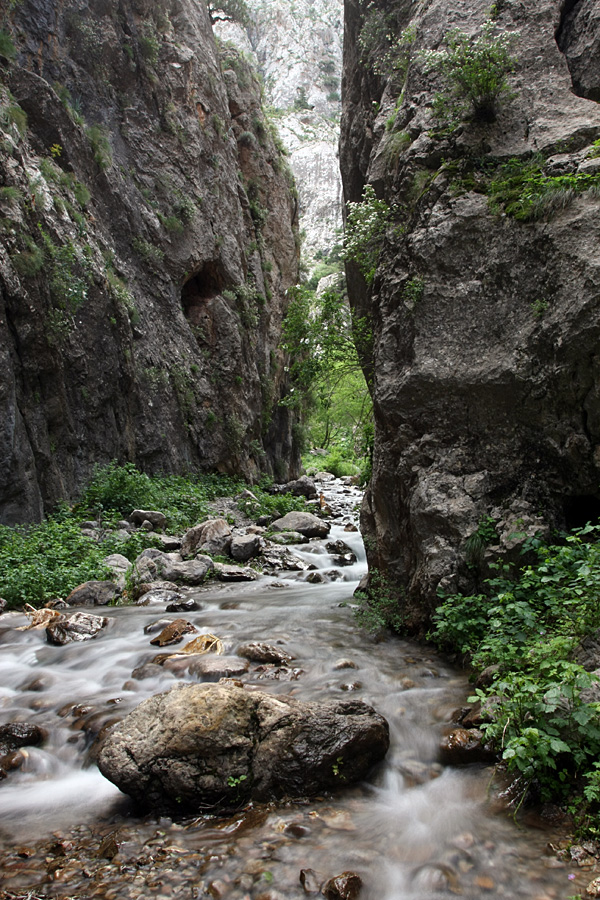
214,563 -> 258,581
230,533 -> 261,561
322,872 -> 363,900
237,642 -> 294,665
180,518 -> 232,558
97,682 -> 389,813
439,727 -> 496,765
149,618 -> 198,646
65,581 -> 121,607
46,611 -> 109,645
270,511 -> 330,538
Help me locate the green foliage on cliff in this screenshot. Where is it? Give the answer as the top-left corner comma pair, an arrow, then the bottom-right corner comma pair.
422,23 -> 516,124
358,3 -> 415,84
343,185 -> 390,284
431,525 -> 600,822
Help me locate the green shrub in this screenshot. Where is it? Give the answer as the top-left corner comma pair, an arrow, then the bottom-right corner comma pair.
353,569 -> 404,633
431,523 -> 600,816
0,185 -> 20,204
343,184 -> 390,284
3,103 -> 27,136
422,22 -> 516,124
488,157 -> 600,221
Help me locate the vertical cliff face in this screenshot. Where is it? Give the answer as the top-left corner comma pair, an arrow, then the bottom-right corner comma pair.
215,0 -> 344,263
0,0 -> 301,523
341,0 -> 600,630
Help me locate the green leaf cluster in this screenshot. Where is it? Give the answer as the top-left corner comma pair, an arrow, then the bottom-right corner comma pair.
343,185 -> 390,284
422,22 -> 516,124
431,524 -> 600,814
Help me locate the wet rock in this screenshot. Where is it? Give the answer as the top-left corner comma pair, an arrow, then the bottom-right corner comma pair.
131,663 -> 169,681
270,511 -> 330,538
586,876 -> 600,897
0,722 -> 46,756
129,510 -> 167,530
326,540 -> 354,556
46,611 -> 109,645
237,642 -> 294,665
0,750 -> 25,773
326,570 -> 344,581
181,519 -> 232,558
269,531 -> 310,545
98,682 -> 390,813
97,831 -> 121,860
321,871 -> 362,900
253,665 -> 303,681
165,597 -> 201,613
439,728 -> 496,765
262,547 -> 312,571
332,554 -> 357,567
149,619 -> 198,647
143,618 -> 174,635
284,475 -> 317,499
344,524 -> 358,533
139,589 -> 184,607
65,581 -> 121,607
230,533 -> 261,562
307,572 -> 325,584
334,659 -> 358,670
214,563 -> 259,581
340,682 -> 362,692
300,868 -> 323,893
184,655 -> 250,680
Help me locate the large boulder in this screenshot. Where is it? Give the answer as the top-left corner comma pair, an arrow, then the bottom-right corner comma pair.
97,682 -> 389,813
270,511 -> 330,538
230,533 -> 261,562
181,519 -> 233,558
46,611 -> 109,645
129,510 -> 167,530
65,581 -> 121,607
133,550 -> 214,586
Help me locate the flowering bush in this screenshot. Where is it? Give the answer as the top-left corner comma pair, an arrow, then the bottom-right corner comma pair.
343,185 -> 390,284
422,23 -> 516,124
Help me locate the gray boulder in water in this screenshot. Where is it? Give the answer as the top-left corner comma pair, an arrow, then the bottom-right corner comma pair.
97,682 -> 389,813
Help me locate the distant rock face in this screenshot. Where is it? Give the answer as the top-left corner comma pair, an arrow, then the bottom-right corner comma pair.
216,0 -> 344,262
341,0 -> 600,630
0,0 -> 301,524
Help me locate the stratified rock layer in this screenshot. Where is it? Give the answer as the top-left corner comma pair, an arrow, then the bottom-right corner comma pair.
97,681 -> 390,812
341,0 -> 600,629
0,0 -> 301,523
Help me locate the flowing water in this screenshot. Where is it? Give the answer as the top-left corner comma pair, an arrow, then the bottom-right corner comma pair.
0,479 -> 582,899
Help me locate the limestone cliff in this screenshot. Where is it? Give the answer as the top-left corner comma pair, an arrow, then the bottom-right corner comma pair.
215,0 -> 344,263
341,0 -> 600,630
0,0 -> 301,524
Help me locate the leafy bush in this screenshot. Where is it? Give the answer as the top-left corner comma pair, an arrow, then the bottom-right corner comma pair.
422,22 -> 516,124
431,524 -> 600,816
343,185 -> 390,284
358,4 -> 415,84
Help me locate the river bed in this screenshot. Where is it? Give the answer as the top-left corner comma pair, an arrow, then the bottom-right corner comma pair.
0,478 -> 585,899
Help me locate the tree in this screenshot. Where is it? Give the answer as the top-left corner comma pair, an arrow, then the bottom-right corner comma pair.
207,0 -> 250,26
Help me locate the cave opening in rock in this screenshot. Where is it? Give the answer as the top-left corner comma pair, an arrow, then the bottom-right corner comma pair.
563,494 -> 600,530
181,264 -> 225,325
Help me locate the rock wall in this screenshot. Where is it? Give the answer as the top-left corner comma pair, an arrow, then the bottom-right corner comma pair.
341,0 -> 600,630
0,0 -> 302,524
215,0 -> 344,264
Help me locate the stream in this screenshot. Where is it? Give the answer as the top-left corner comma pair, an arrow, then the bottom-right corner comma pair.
0,478 -> 583,899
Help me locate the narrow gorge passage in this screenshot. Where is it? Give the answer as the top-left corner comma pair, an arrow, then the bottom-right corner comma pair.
0,479 -> 582,900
